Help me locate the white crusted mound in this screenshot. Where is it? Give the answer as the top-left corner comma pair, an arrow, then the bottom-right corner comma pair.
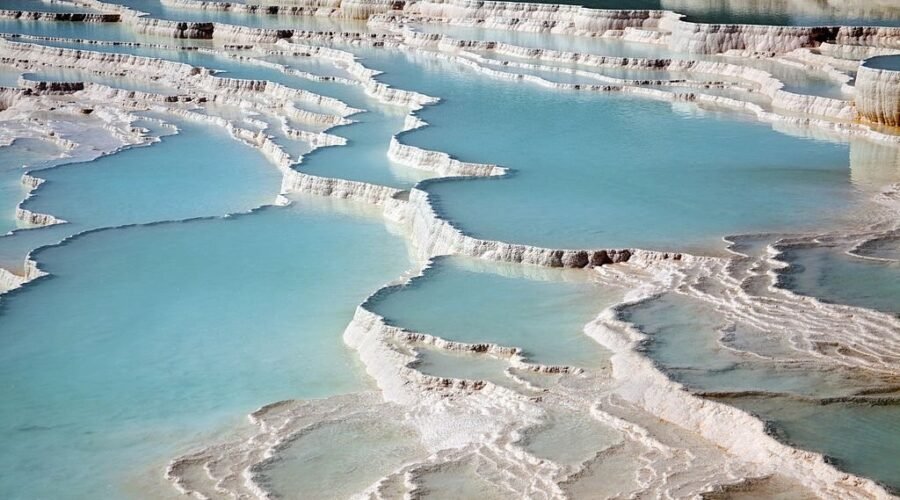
856,56 -> 900,127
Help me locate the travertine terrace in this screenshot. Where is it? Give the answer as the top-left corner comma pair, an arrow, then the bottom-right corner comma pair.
0,0 -> 899,498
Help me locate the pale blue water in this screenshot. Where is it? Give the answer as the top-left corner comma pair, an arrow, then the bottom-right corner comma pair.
0,63 -> 21,86
865,55 -> 900,71
776,244 -> 900,315
626,292 -> 900,492
22,118 -> 277,224
351,47 -> 859,252
369,256 -> 620,367
0,195 -> 411,499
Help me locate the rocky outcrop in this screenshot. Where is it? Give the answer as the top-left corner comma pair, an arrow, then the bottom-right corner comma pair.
666,20 -> 838,54
0,10 -> 120,22
403,0 -> 664,31
15,207 -> 65,227
388,137 -> 505,177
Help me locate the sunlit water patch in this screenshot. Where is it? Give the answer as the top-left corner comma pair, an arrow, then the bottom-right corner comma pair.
257,414 -> 426,499
0,195 -> 411,499
369,256 -> 621,368
520,408 -> 622,468
625,292 -> 900,492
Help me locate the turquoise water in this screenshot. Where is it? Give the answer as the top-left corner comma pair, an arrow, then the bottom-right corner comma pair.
352,47 -> 859,251
25,117 -> 281,225
22,118 -> 277,225
626,292 -> 900,492
0,195 -> 411,499
0,138 -> 62,234
777,244 -> 900,315
369,256 -> 619,367
0,117 -> 279,270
